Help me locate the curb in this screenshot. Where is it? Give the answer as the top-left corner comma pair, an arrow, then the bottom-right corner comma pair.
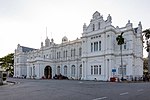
6,81 -> 19,85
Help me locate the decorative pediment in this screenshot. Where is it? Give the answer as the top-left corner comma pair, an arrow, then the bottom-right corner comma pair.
93,11 -> 100,19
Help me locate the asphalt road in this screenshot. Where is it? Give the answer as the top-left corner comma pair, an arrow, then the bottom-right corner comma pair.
0,78 -> 150,100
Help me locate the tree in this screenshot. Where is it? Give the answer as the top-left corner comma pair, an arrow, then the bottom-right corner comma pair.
143,29 -> 150,52
0,53 -> 14,77
143,29 -> 150,75
143,58 -> 148,75
116,32 -> 124,81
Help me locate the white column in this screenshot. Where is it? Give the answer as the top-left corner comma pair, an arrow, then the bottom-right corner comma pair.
82,60 -> 85,80
107,59 -> 110,81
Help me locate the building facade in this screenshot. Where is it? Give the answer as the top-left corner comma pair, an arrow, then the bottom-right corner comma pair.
14,11 -> 143,81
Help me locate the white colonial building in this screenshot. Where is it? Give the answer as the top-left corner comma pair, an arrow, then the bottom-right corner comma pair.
14,11 -> 143,81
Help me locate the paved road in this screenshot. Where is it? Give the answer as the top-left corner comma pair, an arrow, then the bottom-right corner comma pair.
0,78 -> 150,100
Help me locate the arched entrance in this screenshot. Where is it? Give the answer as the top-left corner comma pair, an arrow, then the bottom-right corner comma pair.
44,66 -> 52,79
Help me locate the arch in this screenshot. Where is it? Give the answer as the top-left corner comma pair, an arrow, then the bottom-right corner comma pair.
71,65 -> 76,77
64,65 -> 67,76
79,64 -> 82,78
44,66 -> 52,79
57,66 -> 61,75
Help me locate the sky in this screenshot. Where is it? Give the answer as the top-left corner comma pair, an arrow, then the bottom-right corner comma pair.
0,0 -> 150,58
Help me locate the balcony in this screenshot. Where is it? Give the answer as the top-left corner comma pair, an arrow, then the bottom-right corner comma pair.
27,57 -> 51,63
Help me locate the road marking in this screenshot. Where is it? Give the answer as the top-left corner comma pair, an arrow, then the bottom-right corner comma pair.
137,89 -> 143,92
79,81 -> 83,83
93,97 -> 107,100
120,92 -> 129,96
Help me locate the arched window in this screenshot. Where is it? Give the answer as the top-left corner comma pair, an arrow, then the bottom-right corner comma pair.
71,65 -> 75,77
79,64 -> 82,76
57,66 -> 60,75
64,66 -> 67,76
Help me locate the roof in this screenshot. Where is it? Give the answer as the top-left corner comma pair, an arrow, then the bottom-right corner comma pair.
21,46 -> 37,52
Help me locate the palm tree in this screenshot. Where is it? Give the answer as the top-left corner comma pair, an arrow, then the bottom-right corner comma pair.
116,32 -> 124,81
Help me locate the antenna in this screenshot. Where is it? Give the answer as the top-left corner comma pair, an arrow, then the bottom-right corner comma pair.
51,32 -> 52,38
46,27 -> 47,38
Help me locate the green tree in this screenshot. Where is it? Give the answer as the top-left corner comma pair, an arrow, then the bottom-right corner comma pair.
116,32 -> 124,80
143,29 -> 150,52
143,29 -> 150,74
143,58 -> 148,75
0,53 -> 14,77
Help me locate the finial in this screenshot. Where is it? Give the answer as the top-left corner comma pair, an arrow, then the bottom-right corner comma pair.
128,20 -> 130,24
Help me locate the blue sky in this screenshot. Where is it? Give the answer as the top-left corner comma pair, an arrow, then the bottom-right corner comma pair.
0,0 -> 149,57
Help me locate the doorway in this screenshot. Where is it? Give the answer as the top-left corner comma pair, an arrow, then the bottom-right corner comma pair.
44,66 -> 52,79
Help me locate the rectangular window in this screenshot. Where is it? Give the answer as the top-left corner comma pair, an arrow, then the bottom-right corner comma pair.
99,65 -> 101,75
123,65 -> 126,75
79,48 -> 82,56
94,42 -> 98,51
57,52 -> 58,59
63,51 -> 65,58
91,43 -> 93,52
118,65 -> 126,75
74,49 -> 76,57
66,51 -> 67,58
98,22 -> 100,29
79,65 -> 82,76
59,52 -> 61,58
118,67 -> 121,75
94,65 -> 98,74
124,43 -> 126,49
71,49 -> 73,57
93,24 -> 95,31
46,54 -> 49,58
99,41 -> 101,51
17,58 -> 19,63
91,66 -> 93,75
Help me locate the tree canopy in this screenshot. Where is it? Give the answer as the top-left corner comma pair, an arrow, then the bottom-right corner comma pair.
0,53 -> 14,77
143,29 -> 150,52
116,32 -> 124,45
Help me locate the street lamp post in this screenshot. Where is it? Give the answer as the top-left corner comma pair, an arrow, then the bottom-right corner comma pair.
116,32 -> 124,81
120,44 -> 124,81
